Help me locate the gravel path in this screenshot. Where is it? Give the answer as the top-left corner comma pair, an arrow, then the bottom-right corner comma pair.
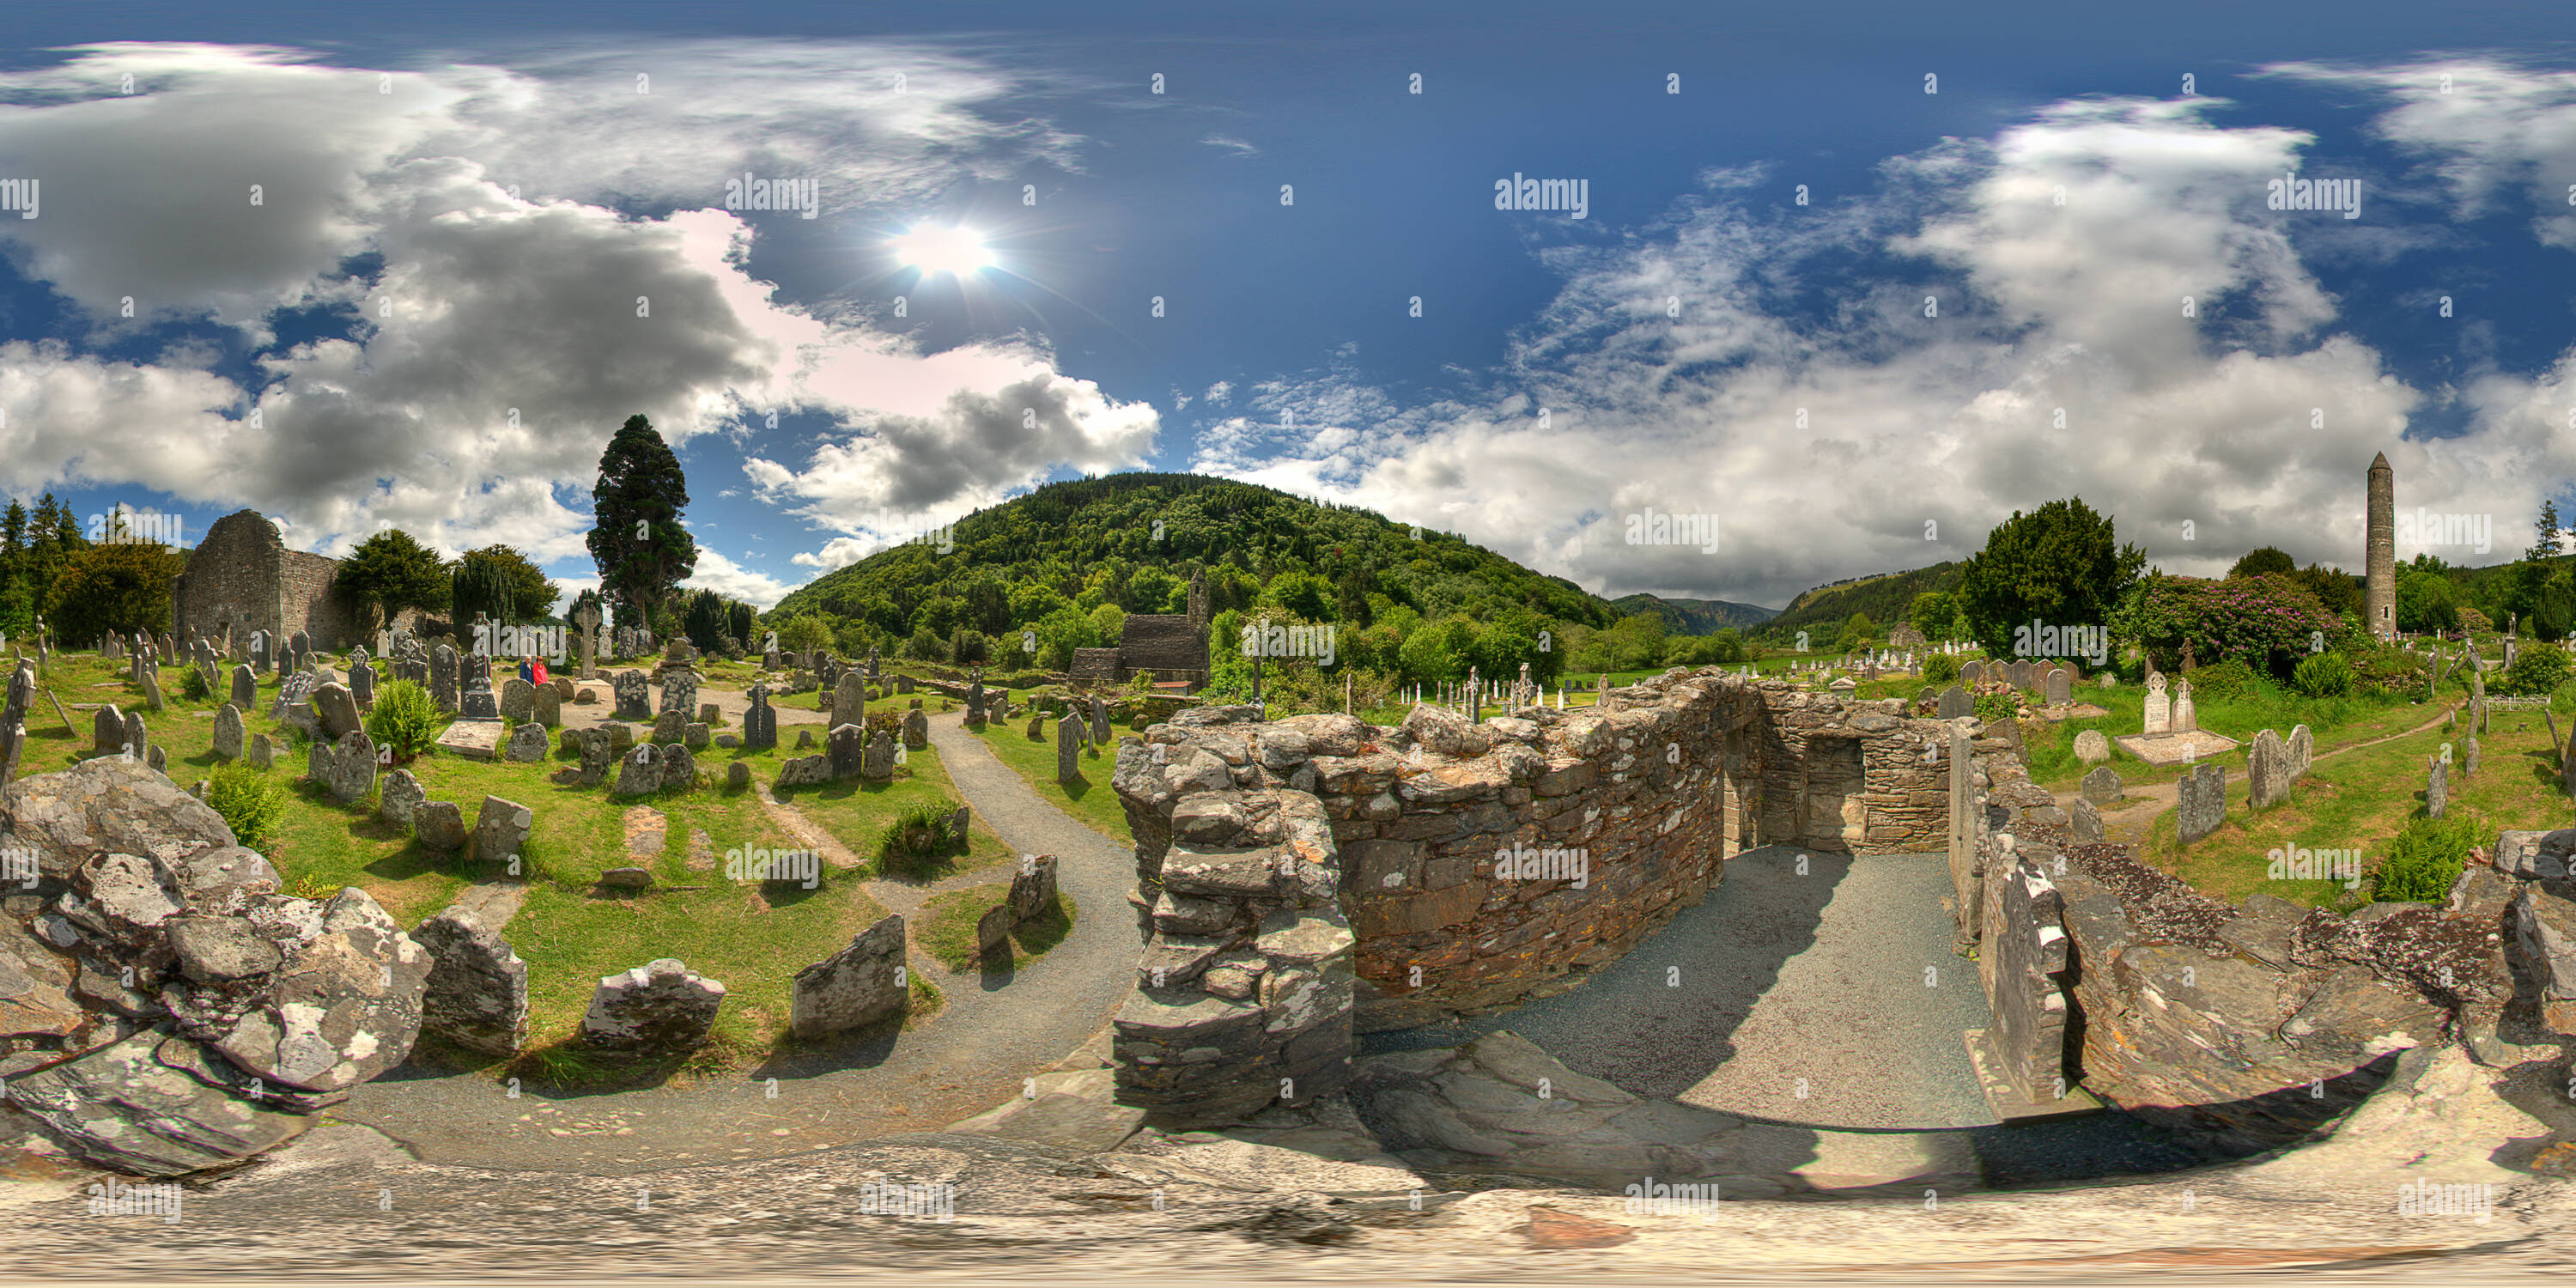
329,712 -> 1136,1176
1365,847 -> 1997,1131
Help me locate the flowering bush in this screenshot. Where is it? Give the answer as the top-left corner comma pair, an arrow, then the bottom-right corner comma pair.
2121,574 -> 2342,679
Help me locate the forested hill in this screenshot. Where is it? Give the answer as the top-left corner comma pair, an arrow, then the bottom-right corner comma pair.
1610,593 -> 1777,635
1754,562 -> 1962,641
765,473 -> 1624,645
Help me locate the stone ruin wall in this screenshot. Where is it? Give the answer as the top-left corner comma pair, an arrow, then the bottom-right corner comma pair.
279,549 -> 360,650
1956,729 -> 2542,1155
1109,668 -> 1953,1125
169,509 -> 362,650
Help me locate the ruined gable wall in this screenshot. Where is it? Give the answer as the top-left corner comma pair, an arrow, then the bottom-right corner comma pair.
172,510 -> 284,646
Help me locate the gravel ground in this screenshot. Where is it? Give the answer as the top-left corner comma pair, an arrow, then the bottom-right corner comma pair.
1365,847 -> 1998,1130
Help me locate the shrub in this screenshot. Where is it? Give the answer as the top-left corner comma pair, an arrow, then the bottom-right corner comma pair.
2124,573 -> 2342,678
206,764 -> 285,851
2502,641 -> 2570,697
876,798 -> 964,878
2345,641 -> 2427,697
2179,658 -> 2263,703
1973,690 -> 2020,725
2372,814 -> 2476,903
864,708 -> 906,740
2290,651 -> 2354,699
1922,653 -> 1960,686
180,665 -> 210,702
365,678 -> 442,762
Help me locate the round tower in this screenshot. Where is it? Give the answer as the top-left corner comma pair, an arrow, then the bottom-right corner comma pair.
2366,452 -> 2396,641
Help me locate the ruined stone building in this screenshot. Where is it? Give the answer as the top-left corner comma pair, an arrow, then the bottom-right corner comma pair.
167,509 -> 366,649
1070,567 -> 1212,690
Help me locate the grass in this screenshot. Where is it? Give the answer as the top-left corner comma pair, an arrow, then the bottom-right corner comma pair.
41,647 -> 977,1084
768,741 -> 1018,881
2136,701 -> 2562,910
970,714 -> 1135,844
914,885 -> 1077,973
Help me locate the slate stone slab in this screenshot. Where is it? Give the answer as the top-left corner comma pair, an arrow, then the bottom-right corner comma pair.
582,958 -> 725,1052
2176,762 -> 2226,845
789,914 -> 908,1039
413,906 -> 530,1058
2248,728 -> 2289,810
2081,766 -> 2122,805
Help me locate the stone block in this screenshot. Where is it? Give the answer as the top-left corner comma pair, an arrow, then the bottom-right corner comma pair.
581,958 -> 725,1052
790,914 -> 909,1039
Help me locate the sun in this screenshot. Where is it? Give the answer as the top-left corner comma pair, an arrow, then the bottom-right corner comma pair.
891,225 -> 993,276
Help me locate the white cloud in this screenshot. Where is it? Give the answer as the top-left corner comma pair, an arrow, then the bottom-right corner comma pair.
677,546 -> 798,610
1200,134 -> 1260,158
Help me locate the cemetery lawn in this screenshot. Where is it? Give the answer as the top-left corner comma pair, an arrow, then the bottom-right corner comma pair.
2139,705 -> 2560,910
767,746 -> 1019,883
914,885 -> 1078,974
2002,684 -> 2449,796
969,716 -> 1134,844
53,651 -> 1001,1081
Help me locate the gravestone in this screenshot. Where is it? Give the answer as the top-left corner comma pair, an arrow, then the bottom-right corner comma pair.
2007,659 -> 2032,691
1937,684 -> 1971,720
1009,854 -> 1060,922
2071,797 -> 2105,844
582,959 -> 725,1053
379,769 -> 427,825
975,902 -> 1013,956
309,730 -> 378,805
313,683 -> 362,740
0,664 -> 26,787
211,703 -> 246,760
247,734 -> 274,769
1027,710 -> 1048,741
2428,756 -> 2449,820
472,795 -> 536,863
836,673 -> 866,732
499,678 -> 536,722
349,659 -> 375,710
2287,724 -> 2313,779
653,711 -> 686,744
613,671 -> 652,720
578,730 -> 617,788
659,670 -> 699,720
829,724 -> 865,781
867,645 -> 881,681
2172,679 -> 2197,734
574,602 -> 600,681
965,680 -> 985,727
2046,666 -> 2071,708
684,723 -> 710,751
612,745 -> 663,797
505,723 -> 550,762
862,730 -> 896,781
2177,762 -> 2227,844
94,703 -> 125,753
2248,729 -> 2289,810
430,646 -> 459,714
2464,736 -> 2479,782
137,666 -> 165,714
2142,672 -> 2171,735
789,915 -> 908,1039
796,728 -> 815,750
531,685 -> 561,728
903,708 -> 928,750
743,684 -> 777,751
1091,695 -> 1111,745
459,659 -> 498,720
2081,765 -> 2123,805
659,744 -> 696,791
1056,715 -> 1082,785
894,675 -> 914,695
412,907 -> 530,1058
698,702 -> 720,726
2073,729 -> 2111,763
1960,660 -> 1984,686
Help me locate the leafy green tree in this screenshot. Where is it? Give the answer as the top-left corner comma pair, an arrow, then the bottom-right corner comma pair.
337,530 -> 451,633
45,542 -> 184,641
1956,498 -> 2143,656
1837,612 -> 1876,651
2537,568 -> 2576,642
727,600 -> 756,646
2396,568 -> 2458,634
683,588 -> 727,652
1708,627 -> 1746,664
1088,602 -> 1126,646
778,614 -> 833,656
1398,620 -> 1460,683
904,624 -> 945,661
2227,547 -> 2296,580
587,414 -> 697,629
459,544 -> 559,619
2291,562 -> 2363,618
1263,568 -> 1336,620
449,556 -> 516,626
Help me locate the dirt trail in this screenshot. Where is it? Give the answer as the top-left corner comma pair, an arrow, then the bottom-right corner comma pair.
2062,703 -> 2461,844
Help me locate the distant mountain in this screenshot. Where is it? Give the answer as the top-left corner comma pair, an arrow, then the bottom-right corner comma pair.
1756,562 -> 1963,641
1611,593 -> 1778,635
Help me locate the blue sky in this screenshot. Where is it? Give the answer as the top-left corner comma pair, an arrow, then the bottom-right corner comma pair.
1,1 -> 2573,614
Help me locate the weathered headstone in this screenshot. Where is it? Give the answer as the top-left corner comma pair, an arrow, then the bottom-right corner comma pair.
1009,854 -> 1060,921
2071,797 -> 2105,844
211,703 -> 246,760
894,675 -> 914,695
653,710 -> 686,744
2006,659 -> 2032,692
2073,729 -> 2110,763
2287,724 -> 2312,779
1959,660 -> 1983,686
577,729 -> 616,788
412,907 -> 529,1058
459,659 -> 498,721
903,708 -> 928,750
505,722 -> 550,762
1091,695 -> 1111,745
835,673 -> 866,734
313,683 -> 363,740
975,902 -> 1014,956
612,745 -> 664,797
1056,715 -> 1082,785
659,670 -> 699,719
430,645 -> 459,714
684,722 -> 710,751
137,666 -> 165,714
349,659 -> 375,710
472,795 -> 535,862
379,769 -> 427,825
2142,672 -> 2171,735
2428,756 -> 2449,820
2248,729 -> 2289,810
574,602 -> 601,681
789,915 -> 908,1039
1937,684 -> 1971,720
499,677 -> 536,722
2045,666 -> 2071,708
531,684 -> 561,728
613,670 -> 652,720
0,664 -> 27,787
829,724 -> 865,781
308,730 -> 378,805
2172,679 -> 2197,735
581,959 -> 725,1052
93,703 -> 125,754
743,684 -> 777,750
247,733 -> 275,769
862,730 -> 896,781
2176,762 -> 2226,845
2081,766 -> 2123,805
2464,735 -> 2480,782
